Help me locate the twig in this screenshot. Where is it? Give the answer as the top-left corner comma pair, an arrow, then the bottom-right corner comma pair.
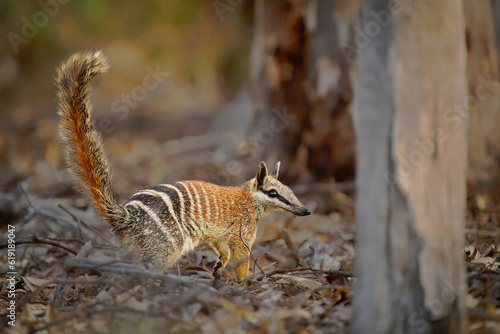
76,241 -> 93,258
19,184 -> 37,222
63,257 -> 206,288
57,204 -> 113,245
480,244 -> 496,258
0,235 -> 116,252
278,228 -> 297,252
277,228 -> 307,265
51,277 -> 105,285
241,266 -> 311,283
0,234 -> 78,255
311,268 -> 355,277
228,214 -> 265,277
254,266 -> 314,281
242,266 -> 355,283
58,204 -> 85,241
464,228 -> 500,237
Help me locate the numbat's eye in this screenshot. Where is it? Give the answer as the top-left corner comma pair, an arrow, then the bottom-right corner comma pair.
268,190 -> 278,197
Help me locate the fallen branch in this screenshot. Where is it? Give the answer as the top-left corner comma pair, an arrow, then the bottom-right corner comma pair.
0,234 -> 117,252
63,257 -> 207,288
312,268 -> 355,277
0,234 -> 78,255
464,228 -> 500,237
243,266 -> 355,283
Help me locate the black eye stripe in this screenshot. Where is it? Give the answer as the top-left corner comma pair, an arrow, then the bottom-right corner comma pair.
277,196 -> 292,206
262,189 -> 293,206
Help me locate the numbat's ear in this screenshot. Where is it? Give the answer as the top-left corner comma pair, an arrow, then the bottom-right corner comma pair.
270,161 -> 280,179
255,161 -> 268,187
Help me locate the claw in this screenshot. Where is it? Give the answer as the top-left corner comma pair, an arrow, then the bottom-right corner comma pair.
213,260 -> 222,279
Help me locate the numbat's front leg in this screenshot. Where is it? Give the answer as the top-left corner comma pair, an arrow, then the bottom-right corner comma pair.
212,260 -> 223,279
212,241 -> 230,279
230,239 -> 251,280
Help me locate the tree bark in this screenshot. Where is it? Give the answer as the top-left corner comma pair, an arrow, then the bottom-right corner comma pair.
464,0 -> 500,182
491,0 -> 500,74
352,1 -> 467,333
248,0 -> 360,186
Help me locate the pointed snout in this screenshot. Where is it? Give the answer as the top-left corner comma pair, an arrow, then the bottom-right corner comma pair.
292,206 -> 311,216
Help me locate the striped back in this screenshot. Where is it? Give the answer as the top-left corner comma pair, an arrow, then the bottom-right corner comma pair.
121,180 -> 252,269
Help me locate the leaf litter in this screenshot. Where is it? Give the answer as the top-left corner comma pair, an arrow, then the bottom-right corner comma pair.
0,190 -> 354,333
0,183 -> 498,333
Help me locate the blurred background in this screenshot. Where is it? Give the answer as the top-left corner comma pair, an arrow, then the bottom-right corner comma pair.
0,0 -> 359,215
1,0 -> 500,216
0,0 -> 253,199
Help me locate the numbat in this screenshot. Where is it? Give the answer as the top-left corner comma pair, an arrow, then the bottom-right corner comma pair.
56,51 -> 311,279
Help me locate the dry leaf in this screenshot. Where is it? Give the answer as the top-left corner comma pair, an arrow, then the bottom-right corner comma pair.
275,274 -> 322,290
22,276 -> 56,290
90,317 -> 111,333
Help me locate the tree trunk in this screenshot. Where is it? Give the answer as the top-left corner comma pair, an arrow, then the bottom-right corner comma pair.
352,1 -> 467,333
248,0 -> 360,186
491,0 -> 500,74
464,0 -> 500,182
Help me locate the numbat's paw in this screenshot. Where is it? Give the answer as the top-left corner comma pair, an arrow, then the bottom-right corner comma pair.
213,261 -> 222,279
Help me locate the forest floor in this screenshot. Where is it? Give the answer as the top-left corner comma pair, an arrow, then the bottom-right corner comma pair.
0,181 -> 498,333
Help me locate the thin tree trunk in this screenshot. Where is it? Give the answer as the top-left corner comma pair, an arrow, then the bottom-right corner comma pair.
491,0 -> 500,74
248,0 -> 359,186
352,0 -> 467,333
464,0 -> 500,182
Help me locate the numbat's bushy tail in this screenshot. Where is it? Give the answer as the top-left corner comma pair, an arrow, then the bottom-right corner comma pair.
56,50 -> 311,279
56,51 -> 127,227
